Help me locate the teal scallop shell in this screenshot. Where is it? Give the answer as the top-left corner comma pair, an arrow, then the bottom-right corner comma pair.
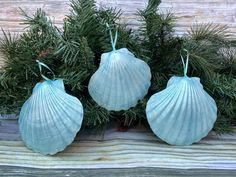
88,48 -> 151,111
19,79 -> 83,155
146,76 -> 217,145
146,50 -> 217,145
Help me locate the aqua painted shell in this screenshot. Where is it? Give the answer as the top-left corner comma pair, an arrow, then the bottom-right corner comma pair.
88,48 -> 151,111
19,78 -> 83,155
146,51 -> 217,145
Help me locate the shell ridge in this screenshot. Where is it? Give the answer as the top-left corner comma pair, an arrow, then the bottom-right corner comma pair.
150,85 -> 183,123
199,89 -> 216,138
105,60 -> 118,109
19,99 -> 31,141
47,91 -> 80,153
121,61 -> 143,104
146,86 -> 179,126
47,89 -> 71,142
89,64 -> 108,106
40,85 -> 82,154
200,88 -> 217,122
27,88 -> 49,152
55,89 -> 83,115
50,87 -> 83,131
162,82 -> 189,144
131,63 -> 150,97
191,82 -> 212,143
135,59 -> 151,89
110,60 -> 122,109
182,82 -> 195,145
196,88 -> 209,140
39,87 -> 59,152
147,84 -> 183,137
31,88 -> 44,148
41,89 -> 57,152
91,72 -> 106,108
20,96 -> 34,148
192,81 -> 216,129
147,85 -> 178,108
162,81 -> 189,144
190,83 -> 200,144
135,59 -> 151,81
100,61 -> 114,108
171,81 -> 190,145
116,61 -> 128,109
116,58 -> 138,109
89,70 -> 109,109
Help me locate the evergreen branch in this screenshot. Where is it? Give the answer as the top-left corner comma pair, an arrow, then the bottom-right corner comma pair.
83,99 -> 111,127
218,47 -> 236,76
207,73 -> 236,100
143,0 -> 161,14
56,35 -> 81,66
187,23 -> 230,45
0,29 -> 18,61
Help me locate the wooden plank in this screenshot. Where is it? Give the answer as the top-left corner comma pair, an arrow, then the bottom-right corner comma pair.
1,166 -> 236,177
0,119 -> 236,170
0,0 -> 236,66
0,0 -> 235,35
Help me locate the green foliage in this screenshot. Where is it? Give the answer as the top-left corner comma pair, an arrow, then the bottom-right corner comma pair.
182,24 -> 236,132
82,99 -> 111,127
138,0 -> 182,94
0,0 -> 235,132
0,0 -> 139,128
0,8 -> 59,113
138,0 -> 236,132
206,74 -> 236,132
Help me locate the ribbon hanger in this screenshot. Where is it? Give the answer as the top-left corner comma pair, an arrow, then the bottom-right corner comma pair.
180,49 -> 190,77
36,60 -> 55,81
106,23 -> 118,51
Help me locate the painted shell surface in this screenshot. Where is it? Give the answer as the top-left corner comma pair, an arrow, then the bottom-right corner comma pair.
88,48 -> 151,111
19,79 -> 83,155
146,76 -> 217,145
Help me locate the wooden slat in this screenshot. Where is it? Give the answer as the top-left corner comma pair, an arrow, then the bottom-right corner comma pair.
1,166 -> 236,177
0,0 -> 235,36
0,119 -> 236,170
0,0 -> 236,66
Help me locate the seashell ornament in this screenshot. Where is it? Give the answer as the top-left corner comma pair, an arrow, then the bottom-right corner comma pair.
146,50 -> 217,145
88,24 -> 151,111
19,60 -> 83,155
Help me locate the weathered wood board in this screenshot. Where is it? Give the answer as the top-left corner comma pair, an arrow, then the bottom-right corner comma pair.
0,118 -> 236,176
1,166 -> 236,177
0,0 -> 235,66
0,0 -> 235,37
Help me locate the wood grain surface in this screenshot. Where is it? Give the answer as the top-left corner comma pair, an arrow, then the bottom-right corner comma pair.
0,0 -> 235,66
0,118 -> 236,173
1,166 -> 236,177
0,0 -> 235,36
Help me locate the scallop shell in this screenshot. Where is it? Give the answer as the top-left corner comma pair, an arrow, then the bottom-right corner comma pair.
146,76 -> 217,145
88,48 -> 151,111
19,79 -> 83,155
